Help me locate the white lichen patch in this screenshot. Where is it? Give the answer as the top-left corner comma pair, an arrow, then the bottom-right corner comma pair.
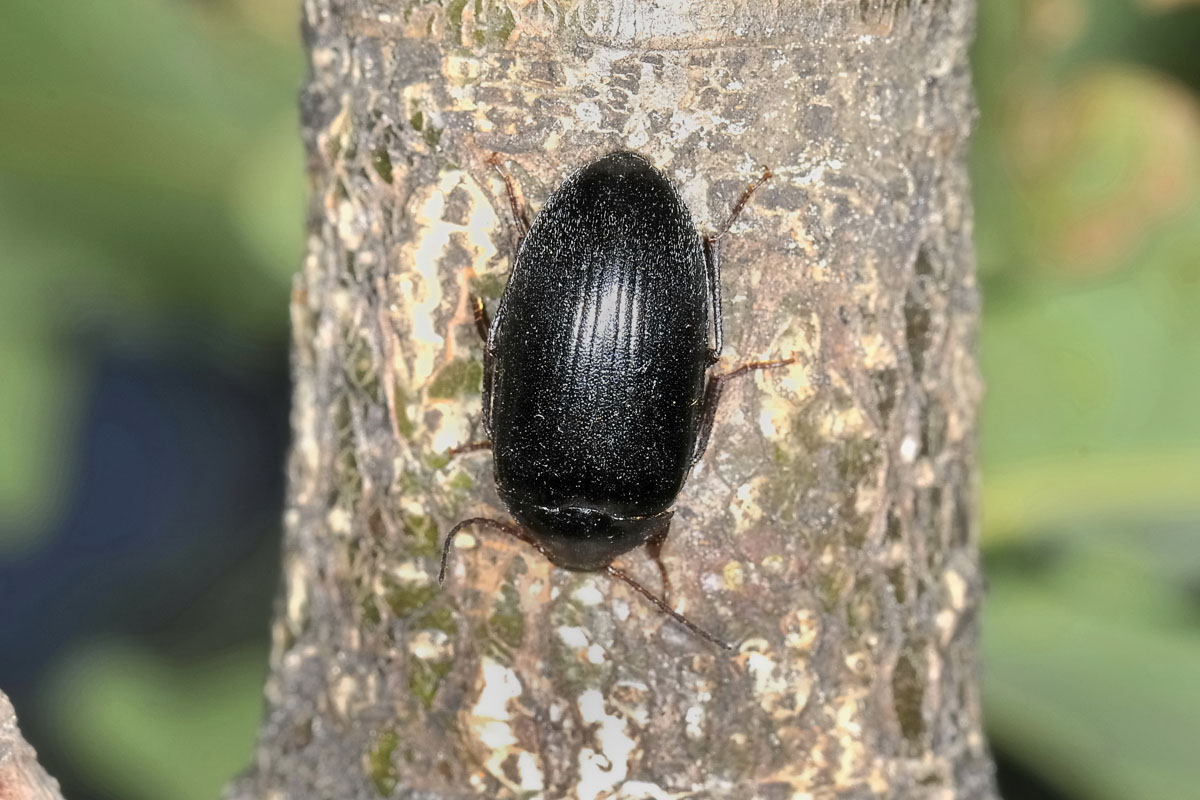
396,168 -> 500,392
612,598 -> 630,621
858,330 -> 897,371
468,659 -> 545,795
326,507 -> 352,536
336,196 -> 365,250
443,53 -> 483,86
407,629 -> 452,661
617,781 -> 676,799
684,705 -> 705,740
572,580 -> 604,606
783,609 -> 821,655
765,324 -> 819,408
449,530 -> 477,551
576,689 -> 637,800
832,695 -> 869,784
557,625 -> 590,649
430,412 -> 475,457
728,478 -> 769,533
574,100 -> 602,127
944,569 -> 967,610
284,555 -> 310,628
821,401 -> 869,440
331,674 -> 360,720
389,559 -> 432,586
936,608 -> 958,646
854,481 -> 884,518
741,639 -> 812,721
844,651 -> 871,678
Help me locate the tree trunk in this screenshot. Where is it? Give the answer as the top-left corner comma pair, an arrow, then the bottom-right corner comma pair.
229,1 -> 994,797
0,691 -> 65,800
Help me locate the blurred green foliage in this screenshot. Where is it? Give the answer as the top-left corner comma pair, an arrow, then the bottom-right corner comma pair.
0,1 -> 301,798
0,0 -> 1197,798
42,642 -> 265,800
974,1 -> 1200,798
0,0 -> 303,543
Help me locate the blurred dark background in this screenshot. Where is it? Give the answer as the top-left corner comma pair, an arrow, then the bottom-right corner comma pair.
0,2 -> 1197,799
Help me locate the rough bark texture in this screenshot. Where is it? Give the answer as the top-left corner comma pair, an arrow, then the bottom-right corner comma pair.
230,1 -> 994,797
0,692 -> 65,800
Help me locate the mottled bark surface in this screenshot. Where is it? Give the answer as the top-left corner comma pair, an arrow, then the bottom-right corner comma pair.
229,1 -> 994,797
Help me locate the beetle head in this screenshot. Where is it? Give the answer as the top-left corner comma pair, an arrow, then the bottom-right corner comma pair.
505,499 -> 672,571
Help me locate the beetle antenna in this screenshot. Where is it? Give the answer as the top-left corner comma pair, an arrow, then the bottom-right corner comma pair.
441,517 -> 734,651
439,517 -> 536,584
605,564 -> 734,651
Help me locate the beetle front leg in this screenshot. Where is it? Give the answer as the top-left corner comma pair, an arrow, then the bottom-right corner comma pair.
702,166 -> 773,362
711,165 -> 773,241
691,357 -> 796,465
701,235 -> 725,363
643,512 -> 675,603
486,152 -> 531,241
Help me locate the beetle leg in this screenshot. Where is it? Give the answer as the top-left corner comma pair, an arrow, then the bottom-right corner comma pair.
440,517 -> 732,650
702,166 -> 773,362
605,564 -> 733,651
701,235 -> 724,362
691,356 -> 796,465
486,152 -> 531,240
711,165 -> 773,242
481,319 -> 497,436
444,440 -> 492,460
643,514 -> 675,603
470,295 -> 491,342
438,516 -> 545,584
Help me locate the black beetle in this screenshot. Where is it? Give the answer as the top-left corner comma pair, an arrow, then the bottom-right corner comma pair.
440,151 -> 792,649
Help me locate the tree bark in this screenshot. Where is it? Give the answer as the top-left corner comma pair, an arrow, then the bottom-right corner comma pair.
230,0 -> 994,797
0,691 -> 65,800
